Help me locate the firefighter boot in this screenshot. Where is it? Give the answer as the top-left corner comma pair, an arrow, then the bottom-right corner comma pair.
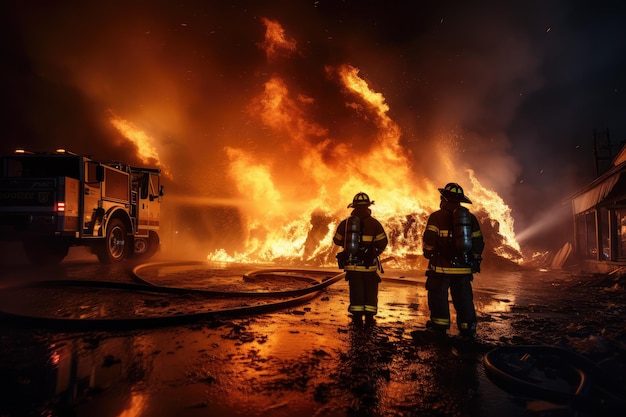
351,314 -> 363,326
425,320 -> 448,341
459,323 -> 477,341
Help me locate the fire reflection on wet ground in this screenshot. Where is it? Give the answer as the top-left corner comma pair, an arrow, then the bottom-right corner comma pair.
0,263 -> 616,417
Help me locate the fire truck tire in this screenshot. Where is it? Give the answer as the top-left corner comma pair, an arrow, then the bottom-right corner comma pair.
96,218 -> 129,264
23,239 -> 69,266
132,232 -> 160,260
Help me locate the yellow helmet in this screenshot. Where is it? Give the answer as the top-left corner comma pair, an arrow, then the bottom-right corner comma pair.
438,182 -> 472,204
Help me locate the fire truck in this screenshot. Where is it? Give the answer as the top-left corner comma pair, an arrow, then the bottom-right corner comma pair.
0,149 -> 163,265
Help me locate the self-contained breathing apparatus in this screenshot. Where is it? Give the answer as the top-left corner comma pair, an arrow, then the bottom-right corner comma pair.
335,192 -> 385,273
336,215 -> 362,269
452,205 -> 473,267
345,215 -> 361,264
432,182 -> 481,273
427,206 -> 478,273
335,215 -> 382,272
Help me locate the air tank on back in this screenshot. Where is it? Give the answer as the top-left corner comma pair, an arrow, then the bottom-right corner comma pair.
344,215 -> 361,262
453,206 -> 472,264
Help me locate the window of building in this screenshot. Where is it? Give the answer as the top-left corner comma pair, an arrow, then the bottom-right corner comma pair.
575,211 -> 598,259
616,209 -> 626,260
598,207 -> 610,260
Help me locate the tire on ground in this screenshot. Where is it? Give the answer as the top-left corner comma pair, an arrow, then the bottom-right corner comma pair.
96,218 -> 129,264
132,231 -> 160,260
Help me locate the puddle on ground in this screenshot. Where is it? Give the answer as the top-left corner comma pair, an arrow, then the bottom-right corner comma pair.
1,264 -> 596,417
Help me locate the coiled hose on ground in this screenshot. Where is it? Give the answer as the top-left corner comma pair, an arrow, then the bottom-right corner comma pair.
0,262 -> 345,330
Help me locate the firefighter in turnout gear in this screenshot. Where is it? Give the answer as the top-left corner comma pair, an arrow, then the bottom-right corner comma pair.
333,192 -> 388,325
422,183 -> 484,338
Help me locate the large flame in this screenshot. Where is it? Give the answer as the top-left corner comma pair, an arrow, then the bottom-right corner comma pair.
206,21 -> 523,266
467,169 -> 521,258
103,18 -> 522,267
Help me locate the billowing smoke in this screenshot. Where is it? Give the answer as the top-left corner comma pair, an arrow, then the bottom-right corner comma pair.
3,1 -> 623,262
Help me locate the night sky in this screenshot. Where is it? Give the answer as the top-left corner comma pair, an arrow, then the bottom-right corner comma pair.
1,1 -> 625,252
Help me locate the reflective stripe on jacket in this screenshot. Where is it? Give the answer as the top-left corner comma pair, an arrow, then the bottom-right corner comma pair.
333,207 -> 387,271
422,202 -> 484,275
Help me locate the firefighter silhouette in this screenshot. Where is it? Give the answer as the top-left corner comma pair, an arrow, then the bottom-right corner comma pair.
422,183 -> 484,338
333,192 -> 388,325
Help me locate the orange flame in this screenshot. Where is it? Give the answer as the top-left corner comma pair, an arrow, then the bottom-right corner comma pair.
250,77 -> 327,143
210,53 -> 523,265
467,169 -> 521,257
260,17 -> 297,61
109,114 -> 170,176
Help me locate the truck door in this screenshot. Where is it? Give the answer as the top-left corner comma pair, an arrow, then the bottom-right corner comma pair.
137,172 -> 161,233
83,161 -> 102,236
131,171 -> 161,258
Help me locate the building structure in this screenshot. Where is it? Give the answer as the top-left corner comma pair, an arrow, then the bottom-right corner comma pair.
570,144 -> 626,272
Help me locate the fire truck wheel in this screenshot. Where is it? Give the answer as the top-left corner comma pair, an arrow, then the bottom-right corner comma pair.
23,239 -> 69,266
96,218 -> 129,264
133,232 -> 160,260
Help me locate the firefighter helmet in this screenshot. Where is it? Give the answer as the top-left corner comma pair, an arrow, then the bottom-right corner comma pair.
439,183 -> 472,204
348,192 -> 374,208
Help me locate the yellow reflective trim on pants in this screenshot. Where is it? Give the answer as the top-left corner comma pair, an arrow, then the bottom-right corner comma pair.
364,305 -> 377,313
345,265 -> 378,272
432,317 -> 450,326
349,305 -> 365,312
429,266 -> 472,274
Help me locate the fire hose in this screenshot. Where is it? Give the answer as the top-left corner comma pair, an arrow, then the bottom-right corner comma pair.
0,262 -> 345,331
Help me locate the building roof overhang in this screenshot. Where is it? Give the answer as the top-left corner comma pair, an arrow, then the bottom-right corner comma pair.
570,160 -> 626,215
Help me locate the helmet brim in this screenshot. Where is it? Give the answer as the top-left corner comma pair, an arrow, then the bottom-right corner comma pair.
438,188 -> 472,204
347,201 -> 374,208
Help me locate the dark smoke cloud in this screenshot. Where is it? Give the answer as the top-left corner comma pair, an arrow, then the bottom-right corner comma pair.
1,1 -> 625,253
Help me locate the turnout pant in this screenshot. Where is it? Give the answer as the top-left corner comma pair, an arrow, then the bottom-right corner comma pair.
425,271 -> 476,334
346,271 -> 380,316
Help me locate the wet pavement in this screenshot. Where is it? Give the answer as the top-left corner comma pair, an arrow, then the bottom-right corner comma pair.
1,250 -> 625,417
